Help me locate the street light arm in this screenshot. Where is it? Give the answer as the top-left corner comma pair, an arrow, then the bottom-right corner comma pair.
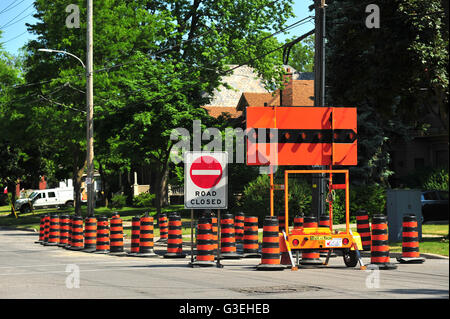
38,48 -> 86,69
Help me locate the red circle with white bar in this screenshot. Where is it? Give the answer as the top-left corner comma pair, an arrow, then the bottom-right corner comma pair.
189,156 -> 223,189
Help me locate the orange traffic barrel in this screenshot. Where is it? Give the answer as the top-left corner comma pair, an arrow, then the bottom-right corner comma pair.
257,216 -> 285,270
319,215 -> 336,257
164,213 -> 186,258
58,214 -> 70,247
63,215 -> 72,249
82,216 -> 97,252
127,216 -> 141,256
243,216 -> 261,258
220,213 -> 241,259
35,215 -> 46,244
293,214 -> 304,230
397,215 -> 425,264
69,215 -> 84,251
45,214 -> 60,246
158,213 -> 169,242
369,215 -> 397,269
211,215 -> 218,251
234,212 -> 245,243
190,217 -> 215,267
137,214 -> 157,257
110,214 -> 126,256
41,215 -> 50,245
277,211 -> 286,233
356,210 -> 371,251
300,216 -> 322,265
94,216 -> 110,254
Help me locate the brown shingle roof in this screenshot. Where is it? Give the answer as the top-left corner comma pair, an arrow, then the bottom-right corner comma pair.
288,80 -> 314,106
203,80 -> 314,119
237,79 -> 314,110
202,106 -> 242,118
238,92 -> 280,110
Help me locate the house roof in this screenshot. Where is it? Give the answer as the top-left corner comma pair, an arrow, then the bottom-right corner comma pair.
237,92 -> 280,110
237,79 -> 314,111
201,65 -> 314,119
285,80 -> 314,106
203,65 -> 307,108
202,106 -> 242,119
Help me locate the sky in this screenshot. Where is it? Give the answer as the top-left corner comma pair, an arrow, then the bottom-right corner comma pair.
0,0 -> 313,56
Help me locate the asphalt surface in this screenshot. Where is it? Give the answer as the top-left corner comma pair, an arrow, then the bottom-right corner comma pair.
0,228 -> 448,300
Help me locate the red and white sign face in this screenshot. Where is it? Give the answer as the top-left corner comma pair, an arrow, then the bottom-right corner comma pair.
185,152 -> 228,209
189,156 -> 223,189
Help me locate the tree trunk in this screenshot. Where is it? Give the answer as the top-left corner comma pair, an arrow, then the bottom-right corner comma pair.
72,151 -> 86,216
98,162 -> 107,207
154,163 -> 170,215
7,181 -> 16,215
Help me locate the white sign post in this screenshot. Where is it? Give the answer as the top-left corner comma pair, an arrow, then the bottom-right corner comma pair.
184,152 -> 228,209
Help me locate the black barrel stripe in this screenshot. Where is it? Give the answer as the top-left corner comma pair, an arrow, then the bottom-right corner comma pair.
372,240 -> 388,246
402,247 -> 420,252
371,251 -> 390,257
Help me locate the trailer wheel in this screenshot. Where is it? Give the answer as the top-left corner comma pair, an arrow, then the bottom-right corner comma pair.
343,249 -> 358,267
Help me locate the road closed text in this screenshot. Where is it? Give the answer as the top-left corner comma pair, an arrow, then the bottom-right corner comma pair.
190,191 -> 222,206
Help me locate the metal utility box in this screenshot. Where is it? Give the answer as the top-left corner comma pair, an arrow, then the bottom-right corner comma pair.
386,189 -> 422,242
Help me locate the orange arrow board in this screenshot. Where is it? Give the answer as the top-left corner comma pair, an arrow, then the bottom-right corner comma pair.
246,107 -> 357,166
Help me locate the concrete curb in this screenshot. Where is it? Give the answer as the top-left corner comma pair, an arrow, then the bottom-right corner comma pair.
0,226 -> 37,233
360,251 -> 448,260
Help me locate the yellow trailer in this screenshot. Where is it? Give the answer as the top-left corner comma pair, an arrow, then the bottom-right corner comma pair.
277,169 -> 365,269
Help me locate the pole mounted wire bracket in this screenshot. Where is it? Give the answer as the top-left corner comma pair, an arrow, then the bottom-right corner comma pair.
282,29 -> 315,65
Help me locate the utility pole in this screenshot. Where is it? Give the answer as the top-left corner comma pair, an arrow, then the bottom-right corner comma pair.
312,0 -> 326,221
86,0 -> 95,217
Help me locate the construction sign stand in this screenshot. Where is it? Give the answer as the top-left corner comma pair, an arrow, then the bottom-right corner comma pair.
246,104 -> 366,269
184,152 -> 228,269
282,230 -> 298,271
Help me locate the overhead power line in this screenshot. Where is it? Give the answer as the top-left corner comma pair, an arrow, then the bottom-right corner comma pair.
0,1 -> 34,29
8,8 -> 315,105
0,0 -> 24,15
1,30 -> 27,44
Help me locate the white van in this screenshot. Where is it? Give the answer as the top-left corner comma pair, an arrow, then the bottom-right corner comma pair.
15,188 -> 75,214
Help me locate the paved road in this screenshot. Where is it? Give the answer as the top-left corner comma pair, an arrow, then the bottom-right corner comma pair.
0,228 -> 448,300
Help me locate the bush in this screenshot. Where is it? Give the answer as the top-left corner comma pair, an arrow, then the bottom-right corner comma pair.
329,184 -> 386,224
238,174 -> 312,224
132,192 -> 155,208
400,167 -> 449,190
422,168 -> 448,191
109,194 -> 127,209
239,174 -> 270,222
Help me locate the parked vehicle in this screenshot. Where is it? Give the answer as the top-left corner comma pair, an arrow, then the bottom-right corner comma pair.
421,190 -> 449,223
15,188 -> 75,214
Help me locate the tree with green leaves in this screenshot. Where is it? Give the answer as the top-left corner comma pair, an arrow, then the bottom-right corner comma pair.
92,0 -> 297,214
285,34 -> 315,72
325,0 -> 448,185
15,0 -> 296,216
0,31 -> 34,210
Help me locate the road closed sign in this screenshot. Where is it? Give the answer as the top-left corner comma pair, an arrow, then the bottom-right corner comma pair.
184,152 -> 228,209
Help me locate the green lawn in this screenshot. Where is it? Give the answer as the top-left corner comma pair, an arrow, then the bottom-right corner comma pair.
389,237 -> 449,257
422,224 -> 449,236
